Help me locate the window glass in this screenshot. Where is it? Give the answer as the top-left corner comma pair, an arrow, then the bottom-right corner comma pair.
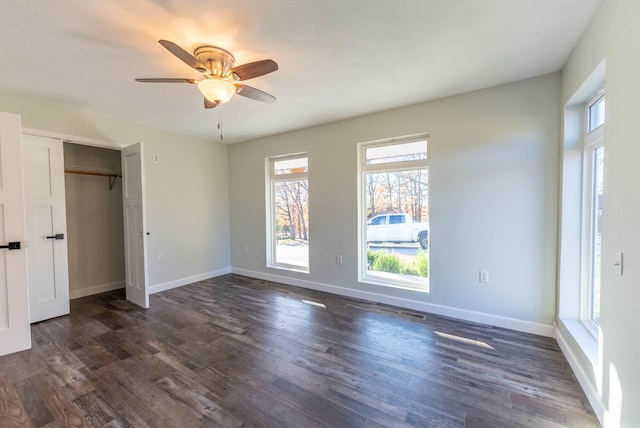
273,157 -> 308,175
588,95 -> 605,133
590,146 -> 604,323
365,140 -> 427,165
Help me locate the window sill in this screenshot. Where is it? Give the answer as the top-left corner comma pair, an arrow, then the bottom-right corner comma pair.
560,318 -> 599,366
268,264 -> 309,274
361,271 -> 430,293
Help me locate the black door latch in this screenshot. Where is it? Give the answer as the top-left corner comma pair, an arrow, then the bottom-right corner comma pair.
0,242 -> 21,250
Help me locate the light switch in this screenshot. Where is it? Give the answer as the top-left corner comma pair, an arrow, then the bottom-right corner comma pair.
614,252 -> 623,275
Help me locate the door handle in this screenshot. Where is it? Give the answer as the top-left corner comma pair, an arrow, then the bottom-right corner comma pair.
46,234 -> 65,240
0,242 -> 21,250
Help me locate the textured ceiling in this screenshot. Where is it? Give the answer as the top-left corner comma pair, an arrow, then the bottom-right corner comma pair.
0,1 -> 601,144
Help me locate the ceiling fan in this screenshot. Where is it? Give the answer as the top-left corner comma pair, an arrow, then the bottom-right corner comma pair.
136,40 -> 278,108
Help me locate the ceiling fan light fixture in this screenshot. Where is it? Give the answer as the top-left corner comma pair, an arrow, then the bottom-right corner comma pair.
197,79 -> 236,104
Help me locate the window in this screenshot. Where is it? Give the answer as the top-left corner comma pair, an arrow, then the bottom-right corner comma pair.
267,154 -> 309,272
370,215 -> 387,225
588,94 -> 605,132
583,91 -> 604,327
359,136 -> 429,290
557,64 -> 605,366
389,215 -> 406,224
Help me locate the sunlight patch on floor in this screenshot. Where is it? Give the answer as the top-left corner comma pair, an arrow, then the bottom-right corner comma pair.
435,331 -> 494,350
302,299 -> 326,308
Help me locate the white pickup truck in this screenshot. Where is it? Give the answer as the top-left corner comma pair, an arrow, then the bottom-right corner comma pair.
367,213 -> 429,249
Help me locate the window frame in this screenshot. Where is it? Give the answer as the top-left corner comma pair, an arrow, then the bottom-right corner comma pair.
266,153 -> 309,273
581,90 -> 605,335
358,134 -> 430,291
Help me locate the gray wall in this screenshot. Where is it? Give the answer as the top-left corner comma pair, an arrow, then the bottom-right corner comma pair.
559,0 -> 640,426
64,143 -> 124,298
229,73 -> 561,334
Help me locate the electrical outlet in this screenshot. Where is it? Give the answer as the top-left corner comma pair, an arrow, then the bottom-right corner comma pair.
153,154 -> 160,163
157,254 -> 163,264
243,244 -> 249,253
479,270 -> 489,283
336,255 -> 343,265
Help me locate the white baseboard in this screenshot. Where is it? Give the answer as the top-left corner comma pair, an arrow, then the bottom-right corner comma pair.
149,267 -> 231,294
230,267 -> 554,337
70,281 -> 124,299
556,327 -> 606,425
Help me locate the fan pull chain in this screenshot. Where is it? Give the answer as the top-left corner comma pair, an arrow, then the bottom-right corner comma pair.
217,105 -> 223,141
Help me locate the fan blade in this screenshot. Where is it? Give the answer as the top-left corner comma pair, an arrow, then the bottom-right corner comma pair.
135,78 -> 196,83
204,97 -> 218,109
231,59 -> 278,81
235,84 -> 276,103
158,40 -> 208,73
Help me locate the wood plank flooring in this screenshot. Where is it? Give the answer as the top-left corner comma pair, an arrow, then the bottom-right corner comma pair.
0,274 -> 600,427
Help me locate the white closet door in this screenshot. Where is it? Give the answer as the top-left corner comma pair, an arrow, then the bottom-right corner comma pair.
122,142 -> 149,308
23,134 -> 70,323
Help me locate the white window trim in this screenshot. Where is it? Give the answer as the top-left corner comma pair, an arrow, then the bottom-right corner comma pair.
580,91 -> 604,337
266,153 -> 309,273
357,134 -> 430,291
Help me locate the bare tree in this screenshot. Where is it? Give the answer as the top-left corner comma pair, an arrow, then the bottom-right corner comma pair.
292,181 -> 308,240
366,169 -> 428,221
275,183 -> 296,239
274,179 -> 309,241
367,174 -> 380,217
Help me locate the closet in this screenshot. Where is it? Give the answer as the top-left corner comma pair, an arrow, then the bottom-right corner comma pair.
63,143 -> 125,299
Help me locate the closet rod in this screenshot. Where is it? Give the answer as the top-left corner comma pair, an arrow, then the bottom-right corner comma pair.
64,169 -> 122,191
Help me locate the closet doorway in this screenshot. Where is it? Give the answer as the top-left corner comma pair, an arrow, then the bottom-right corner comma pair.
63,142 -> 126,300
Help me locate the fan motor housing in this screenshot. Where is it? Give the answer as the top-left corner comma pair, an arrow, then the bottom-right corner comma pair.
194,46 -> 235,78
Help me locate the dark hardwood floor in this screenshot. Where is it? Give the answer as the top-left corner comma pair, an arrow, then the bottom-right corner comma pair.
0,274 -> 599,427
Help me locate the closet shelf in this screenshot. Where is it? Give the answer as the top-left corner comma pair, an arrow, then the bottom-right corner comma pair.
64,166 -> 121,190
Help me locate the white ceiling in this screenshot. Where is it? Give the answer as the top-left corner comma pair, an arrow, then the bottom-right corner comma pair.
0,1 -> 601,144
